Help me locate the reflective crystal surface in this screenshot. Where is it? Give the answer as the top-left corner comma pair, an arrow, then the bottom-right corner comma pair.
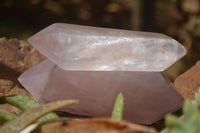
19,23 -> 186,124
28,23 -> 186,71
18,60 -> 184,125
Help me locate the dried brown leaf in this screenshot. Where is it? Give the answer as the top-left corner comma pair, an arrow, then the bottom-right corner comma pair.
33,118 -> 157,133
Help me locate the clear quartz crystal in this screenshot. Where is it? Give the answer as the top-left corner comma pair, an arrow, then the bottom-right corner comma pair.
28,23 -> 186,71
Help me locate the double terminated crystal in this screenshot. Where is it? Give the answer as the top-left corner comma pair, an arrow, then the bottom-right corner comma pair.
18,23 -> 186,124
28,23 -> 185,71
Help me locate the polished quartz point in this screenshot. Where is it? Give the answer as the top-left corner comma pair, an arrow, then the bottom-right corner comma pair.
18,60 -> 184,125
28,23 -> 186,71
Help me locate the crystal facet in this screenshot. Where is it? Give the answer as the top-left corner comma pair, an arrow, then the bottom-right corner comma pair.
18,60 -> 183,124
28,23 -> 186,71
18,23 -> 186,125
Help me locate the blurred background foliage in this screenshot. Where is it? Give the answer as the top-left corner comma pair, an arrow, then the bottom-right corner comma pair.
0,0 -> 200,80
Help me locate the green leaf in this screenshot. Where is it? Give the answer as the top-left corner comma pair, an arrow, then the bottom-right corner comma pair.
0,109 -> 16,124
165,100 -> 200,133
183,100 -> 198,121
0,100 -> 78,133
0,95 -> 58,121
0,95 -> 40,111
164,88 -> 200,133
165,114 -> 184,129
111,93 -> 124,120
194,88 -> 200,103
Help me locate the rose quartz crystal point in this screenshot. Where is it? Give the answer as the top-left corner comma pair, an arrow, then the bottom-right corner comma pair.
18,23 -> 186,125
28,23 -> 186,71
18,60 -> 183,125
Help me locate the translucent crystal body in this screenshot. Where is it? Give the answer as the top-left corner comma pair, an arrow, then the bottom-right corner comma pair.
18,23 -> 186,124
18,60 -> 184,124
28,23 -> 186,71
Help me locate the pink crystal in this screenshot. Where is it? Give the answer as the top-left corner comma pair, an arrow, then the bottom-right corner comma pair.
18,60 -> 183,124
18,23 -> 186,125
28,23 -> 186,71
